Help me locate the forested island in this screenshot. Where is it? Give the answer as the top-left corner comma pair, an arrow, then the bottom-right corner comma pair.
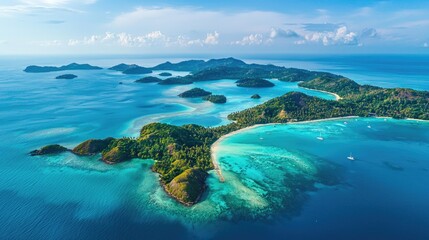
55,74 -> 77,79
30,58 -> 429,206
24,63 -> 102,73
135,76 -> 162,83
203,95 -> 227,104
178,88 -> 212,98
236,78 -> 275,88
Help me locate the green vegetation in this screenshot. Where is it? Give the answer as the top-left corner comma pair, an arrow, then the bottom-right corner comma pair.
109,63 -> 138,71
25,63 -> 101,73
55,74 -> 77,79
159,72 -> 173,77
178,88 -> 212,98
72,138 -> 114,155
236,78 -> 275,88
165,168 -> 208,205
158,77 -> 193,85
135,76 -> 162,83
203,95 -> 227,104
32,58 -> 429,206
122,66 -> 153,75
30,144 -> 68,156
251,94 -> 261,99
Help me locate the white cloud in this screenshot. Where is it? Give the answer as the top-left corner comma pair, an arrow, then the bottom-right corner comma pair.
204,31 -> 219,45
38,39 -> 62,46
301,25 -> 358,46
234,34 -> 264,45
65,31 -> 222,48
0,0 -> 95,15
270,28 -> 299,39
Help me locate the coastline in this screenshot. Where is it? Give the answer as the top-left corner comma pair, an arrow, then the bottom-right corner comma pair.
210,115 -> 359,182
299,86 -> 342,100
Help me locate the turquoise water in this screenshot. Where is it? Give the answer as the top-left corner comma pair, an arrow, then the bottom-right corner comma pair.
213,118 -> 429,239
0,55 -> 428,239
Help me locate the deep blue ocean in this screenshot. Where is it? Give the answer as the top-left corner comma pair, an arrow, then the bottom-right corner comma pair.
0,54 -> 428,239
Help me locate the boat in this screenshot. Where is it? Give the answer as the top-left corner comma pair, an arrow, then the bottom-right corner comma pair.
367,125 -> 371,128
316,132 -> 324,141
347,153 -> 355,161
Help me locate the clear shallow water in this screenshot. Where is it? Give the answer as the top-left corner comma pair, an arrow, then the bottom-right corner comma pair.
213,118 -> 429,239
0,55 -> 428,239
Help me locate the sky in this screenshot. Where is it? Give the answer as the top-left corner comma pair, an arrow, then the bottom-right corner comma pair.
0,0 -> 429,55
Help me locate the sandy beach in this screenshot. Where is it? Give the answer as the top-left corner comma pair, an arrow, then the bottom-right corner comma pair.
299,86 -> 342,100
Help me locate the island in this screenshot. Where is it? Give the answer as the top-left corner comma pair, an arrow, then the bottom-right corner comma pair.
31,58 -> 429,206
178,88 -> 212,98
55,74 -> 77,79
236,78 -> 275,88
122,66 -> 152,75
135,76 -> 162,83
30,144 -> 69,156
159,72 -> 173,77
203,95 -> 227,104
24,63 -> 102,73
158,77 -> 193,85
251,94 -> 261,99
109,63 -> 138,71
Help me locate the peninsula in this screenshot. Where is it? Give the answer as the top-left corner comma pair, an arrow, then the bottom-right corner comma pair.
30,58 -> 429,206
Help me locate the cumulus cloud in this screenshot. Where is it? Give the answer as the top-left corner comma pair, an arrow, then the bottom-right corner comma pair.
66,31 -> 222,47
270,28 -> 300,39
234,34 -> 264,45
300,25 -> 358,46
204,31 -> 219,45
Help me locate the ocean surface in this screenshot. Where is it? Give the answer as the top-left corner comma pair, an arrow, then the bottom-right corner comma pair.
0,54 -> 428,239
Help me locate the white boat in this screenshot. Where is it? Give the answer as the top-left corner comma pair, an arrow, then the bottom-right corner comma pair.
347,153 -> 355,161
367,125 -> 372,129
316,132 -> 324,141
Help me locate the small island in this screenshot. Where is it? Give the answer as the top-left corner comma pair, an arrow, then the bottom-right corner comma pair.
159,72 -> 173,77
178,88 -> 212,98
30,144 -> 69,156
158,77 -> 193,85
108,63 -> 139,72
31,58 -> 429,206
135,76 -> 162,83
203,95 -> 227,104
24,63 -> 102,73
251,94 -> 261,99
55,74 -> 77,79
122,66 -> 153,75
236,78 -> 275,88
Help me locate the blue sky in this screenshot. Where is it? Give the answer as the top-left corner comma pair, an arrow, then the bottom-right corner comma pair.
1,0 -> 429,54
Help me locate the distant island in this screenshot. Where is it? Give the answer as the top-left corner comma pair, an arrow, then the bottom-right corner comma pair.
109,63 -> 153,75
158,77 -> 193,85
159,72 -> 173,77
24,63 -> 102,73
178,88 -> 212,98
251,94 -> 261,99
135,76 -> 162,83
55,74 -> 77,79
31,58 -> 429,206
203,95 -> 227,104
236,78 -> 275,88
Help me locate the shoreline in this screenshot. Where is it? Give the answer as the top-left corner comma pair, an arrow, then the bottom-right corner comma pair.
298,86 -> 342,100
210,115 -> 359,182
